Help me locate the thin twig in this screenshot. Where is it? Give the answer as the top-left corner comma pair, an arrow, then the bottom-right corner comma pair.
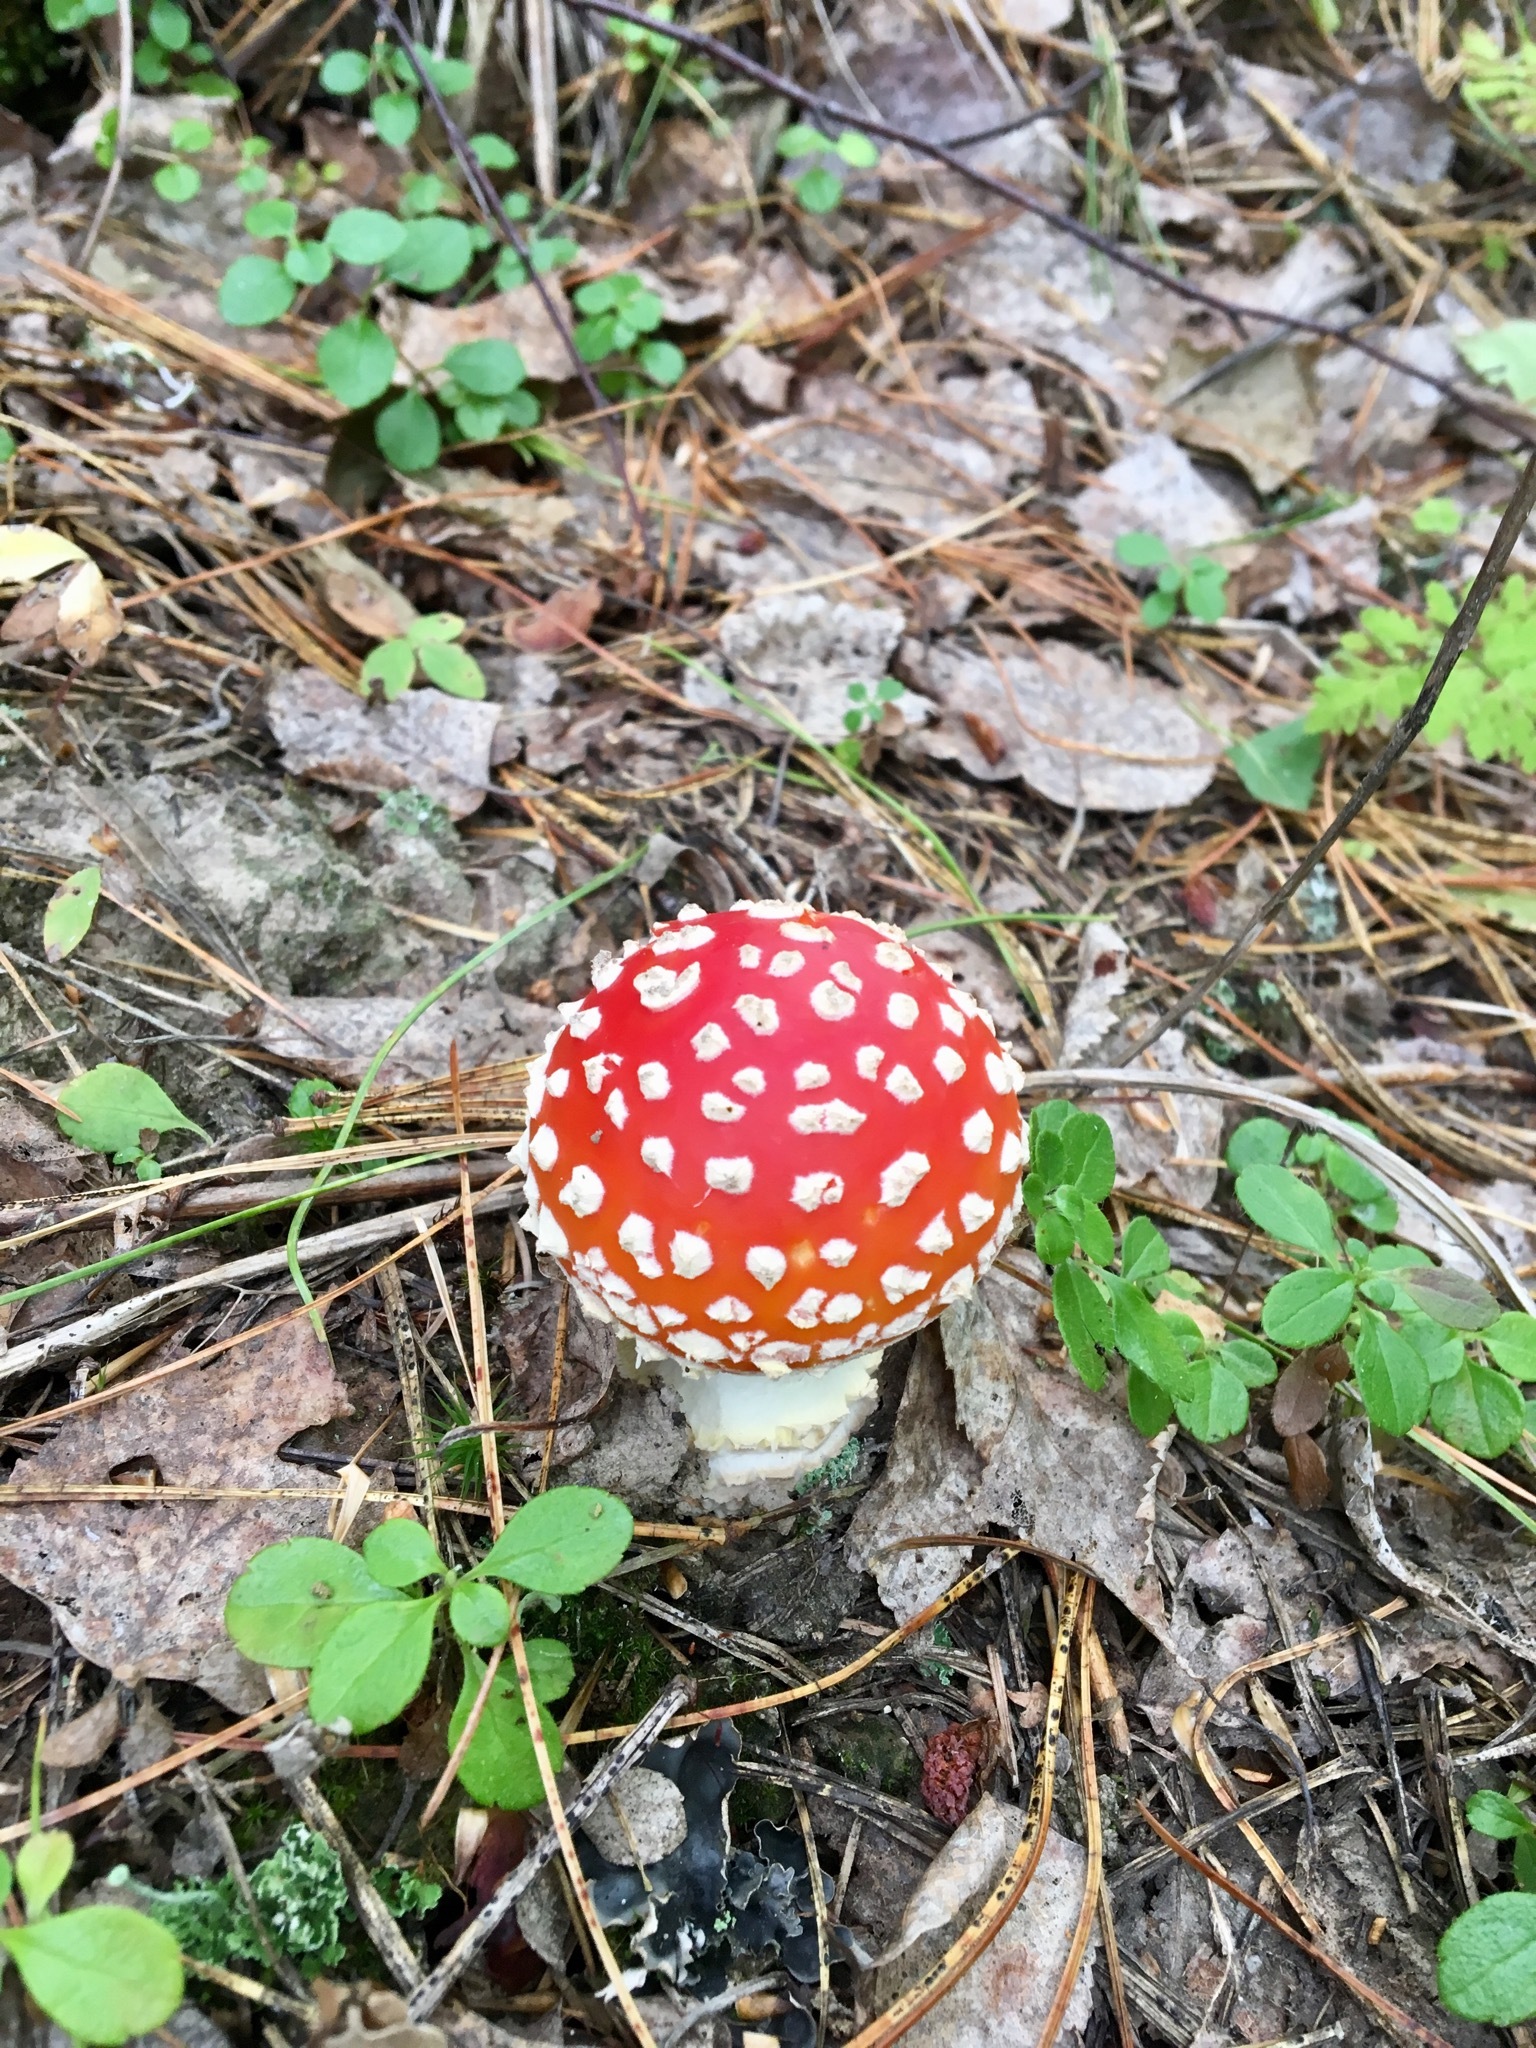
1113,448 -> 1536,1063
372,0 -> 659,569
408,1676 -> 690,2017
77,0 -> 135,271
421,1642 -> 503,1830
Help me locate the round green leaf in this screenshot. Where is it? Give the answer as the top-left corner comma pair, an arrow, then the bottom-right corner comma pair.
523,1634 -> 576,1702
1467,1789 -> 1536,1840
1218,1337 -> 1277,1387
284,241 -> 334,286
1411,495 -> 1461,536
383,216 -> 474,294
475,1486 -> 633,1594
1439,1892 -> 1536,2024
443,339 -> 527,396
46,0 -> 91,30
0,428 -> 16,463
1487,1312 -> 1536,1381
361,639 -> 415,699
448,1656 -> 563,1809
1183,566 -> 1228,623
316,315 -> 397,410
244,197 -> 297,239
471,132 -> 518,168
375,390 -> 441,473
1140,587 -> 1178,629
1,1908 -> 183,2046
1351,1310 -> 1430,1436
1399,1313 -> 1464,1383
405,612 -> 464,644
15,1831 -> 72,1919
43,865 -> 100,963
1061,1111 -> 1116,1203
1430,1361 -> 1525,1459
371,90 -> 421,148
450,1580 -> 511,1648
153,161 -> 200,203
835,128 -> 880,168
1235,1164 -> 1339,1257
1400,1265 -> 1501,1332
362,1517 -> 443,1587
134,40 -> 172,85
639,338 -> 686,387
416,640 -> 486,698
454,399 -> 506,441
794,166 -> 844,213
1114,530 -> 1171,569
1228,718 -> 1322,813
1174,1358 -> 1249,1443
219,254 -> 295,327
1108,1280 -> 1195,1399
169,118 -> 214,152
325,207 -> 407,265
147,0 -> 189,49
224,1535 -> 398,1667
1260,1266 -> 1356,1346
319,48 -> 371,94
55,1062 -> 205,1164
776,123 -> 826,158
308,1594 -> 439,1732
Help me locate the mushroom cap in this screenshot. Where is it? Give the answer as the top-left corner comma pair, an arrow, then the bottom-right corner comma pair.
516,902 -> 1026,1375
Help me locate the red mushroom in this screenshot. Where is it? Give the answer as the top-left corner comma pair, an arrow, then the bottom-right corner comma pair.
515,902 -> 1025,1491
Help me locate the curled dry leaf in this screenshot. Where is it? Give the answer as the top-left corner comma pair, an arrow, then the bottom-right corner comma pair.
38,1686 -> 121,1768
1284,1431 -> 1331,1510
504,579 -> 602,653
0,557 -> 122,665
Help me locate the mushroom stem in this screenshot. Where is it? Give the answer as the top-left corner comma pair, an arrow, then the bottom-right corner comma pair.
641,1350 -> 881,1500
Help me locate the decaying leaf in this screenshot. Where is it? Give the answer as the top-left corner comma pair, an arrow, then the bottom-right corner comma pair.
265,666 -> 501,819
505,580 -> 602,654
0,1320 -> 355,1710
311,540 -> 421,642
39,1686 -> 121,1768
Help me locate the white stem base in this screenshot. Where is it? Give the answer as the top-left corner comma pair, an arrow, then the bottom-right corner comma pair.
639,1350 -> 882,1501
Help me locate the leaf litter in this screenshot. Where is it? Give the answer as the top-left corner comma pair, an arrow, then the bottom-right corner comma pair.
4,0 -> 1536,2040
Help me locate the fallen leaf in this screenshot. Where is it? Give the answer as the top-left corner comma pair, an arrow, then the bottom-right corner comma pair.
310,540 -> 420,642
42,865 -> 102,963
505,580 -> 602,654
905,641 -> 1221,812
714,343 -> 793,413
0,1320 -> 354,1710
54,558 -> 123,665
265,665 -> 501,820
249,989 -> 556,1087
1158,340 -> 1321,496
0,525 -> 86,585
718,591 -> 918,743
1067,434 -> 1253,566
40,1687 -> 120,1768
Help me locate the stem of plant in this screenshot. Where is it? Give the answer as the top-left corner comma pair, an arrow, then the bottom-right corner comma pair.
77,0 -> 135,271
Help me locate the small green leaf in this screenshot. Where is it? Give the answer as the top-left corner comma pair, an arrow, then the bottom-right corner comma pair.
147,0 -> 190,49
1519,1836 -> 1536,1893
1411,496 -> 1462,536
416,640 -> 486,697
362,1518 -> 443,1587
420,49 -> 474,94
0,1852 -> 10,1909
1261,1267 -> 1356,1346
0,428 -> 15,463
1459,321 -> 1536,408
325,207 -> 407,266
376,391 -> 442,473
1228,717 -> 1323,813
219,254 -> 295,327
1174,1356 -> 1249,1443
1183,563 -> 1228,623
1035,1211 -> 1076,1266
319,48 -> 371,94
152,161 -> 201,204
371,90 -> 421,148
1467,1789 -> 1536,1840
1115,530 -> 1171,569
15,1832 -> 72,1919
474,1486 -> 633,1594
55,1063 -> 206,1165
523,1634 -> 576,1701
361,639 -> 415,699
1399,1313 -> 1464,1383
1400,1266 -> 1501,1332
284,241 -> 333,286
0,1908 -> 183,2046
450,1580 -> 511,1648
1235,1164 -> 1339,1256
443,340 -> 527,397
384,217 -> 474,294
455,399 -> 505,441
169,117 -> 214,152
449,1655 -> 564,1808
1061,1111 -> 1116,1203
471,133 -> 518,168
42,865 -> 100,963
406,612 -> 464,644
1108,1280 -> 1195,1399
1126,1363 -> 1174,1437
224,1535 -> 399,1666
309,1595 -> 439,1732
1120,1216 -> 1171,1288
1218,1338 -> 1277,1387
1225,1116 -> 1291,1171
244,197 -> 298,239
1438,1891 -> 1536,2024
1351,1310 -> 1430,1436
316,315 -> 397,410
793,166 -> 844,213
640,338 -> 686,387
1140,587 -> 1178,629
1430,1361 -> 1525,1459
776,122 -> 827,158
1487,1312 -> 1536,1381
1053,1261 -> 1111,1390
835,129 -> 880,168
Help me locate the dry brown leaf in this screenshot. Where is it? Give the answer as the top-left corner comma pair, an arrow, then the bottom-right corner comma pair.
385,282 -> 572,385
0,1319 -> 353,1710
39,1686 -> 120,1767
505,580 -> 602,654
54,558 -> 123,664
311,540 -> 420,642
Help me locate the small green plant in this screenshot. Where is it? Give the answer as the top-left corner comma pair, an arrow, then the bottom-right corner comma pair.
1114,532 -> 1229,626
119,1821 -> 439,1975
1410,496 -> 1463,538
1306,575 -> 1536,772
319,36 -> 474,150
46,0 -> 236,96
775,123 -> 880,214
361,612 -> 487,700
605,0 -> 719,103
0,1826 -> 182,2045
832,675 -> 902,770
1460,26 -> 1536,140
54,1063 -> 207,1181
572,272 -> 685,391
1027,1101 -> 1536,1458
224,1488 -> 632,1807
1459,320 -> 1536,406
1438,1784 -> 1536,2023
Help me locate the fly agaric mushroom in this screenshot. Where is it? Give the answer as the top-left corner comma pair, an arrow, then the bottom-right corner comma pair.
514,902 -> 1026,1494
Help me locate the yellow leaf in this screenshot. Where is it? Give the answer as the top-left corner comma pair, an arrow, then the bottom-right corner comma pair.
0,525 -> 86,586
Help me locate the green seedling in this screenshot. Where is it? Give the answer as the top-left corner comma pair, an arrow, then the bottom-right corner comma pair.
225,1486 -> 632,1807
832,676 -> 903,771
361,612 -> 487,700
1114,531 -> 1229,626
1439,1784 -> 1536,2023
775,123 -> 880,214
572,271 -> 685,389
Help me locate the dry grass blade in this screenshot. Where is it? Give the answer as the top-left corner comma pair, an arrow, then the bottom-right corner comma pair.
1035,1581 -> 1102,2048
